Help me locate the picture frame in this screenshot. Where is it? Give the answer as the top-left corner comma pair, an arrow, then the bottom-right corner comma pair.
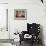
14,9 -> 27,20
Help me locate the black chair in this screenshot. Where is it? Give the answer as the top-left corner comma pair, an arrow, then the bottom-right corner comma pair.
27,23 -> 40,43
19,23 -> 40,45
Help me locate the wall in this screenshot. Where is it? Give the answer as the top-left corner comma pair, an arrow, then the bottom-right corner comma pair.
8,0 -> 46,45
0,0 -> 8,3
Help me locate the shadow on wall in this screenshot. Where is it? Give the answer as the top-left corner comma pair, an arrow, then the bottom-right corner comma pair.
40,25 -> 45,46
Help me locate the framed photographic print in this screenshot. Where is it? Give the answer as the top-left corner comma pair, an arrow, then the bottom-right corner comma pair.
14,9 -> 27,20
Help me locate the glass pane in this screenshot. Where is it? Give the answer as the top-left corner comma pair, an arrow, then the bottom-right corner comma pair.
0,4 -> 8,31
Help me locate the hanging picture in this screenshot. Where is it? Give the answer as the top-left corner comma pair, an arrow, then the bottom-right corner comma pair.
14,9 -> 27,20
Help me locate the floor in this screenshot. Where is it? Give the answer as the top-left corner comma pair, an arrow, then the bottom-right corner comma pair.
0,41 -> 43,46
0,43 -> 15,46
19,41 -> 43,46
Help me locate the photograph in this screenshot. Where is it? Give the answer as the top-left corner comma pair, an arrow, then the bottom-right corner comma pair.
0,0 -> 45,46
14,9 -> 27,20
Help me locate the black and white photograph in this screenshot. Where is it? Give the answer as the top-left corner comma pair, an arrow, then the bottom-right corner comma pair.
0,0 -> 46,46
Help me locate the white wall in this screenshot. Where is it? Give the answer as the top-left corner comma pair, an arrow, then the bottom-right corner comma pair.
8,0 -> 46,45
0,0 -> 8,3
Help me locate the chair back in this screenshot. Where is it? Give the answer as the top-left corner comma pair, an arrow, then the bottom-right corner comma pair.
27,23 -> 40,35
